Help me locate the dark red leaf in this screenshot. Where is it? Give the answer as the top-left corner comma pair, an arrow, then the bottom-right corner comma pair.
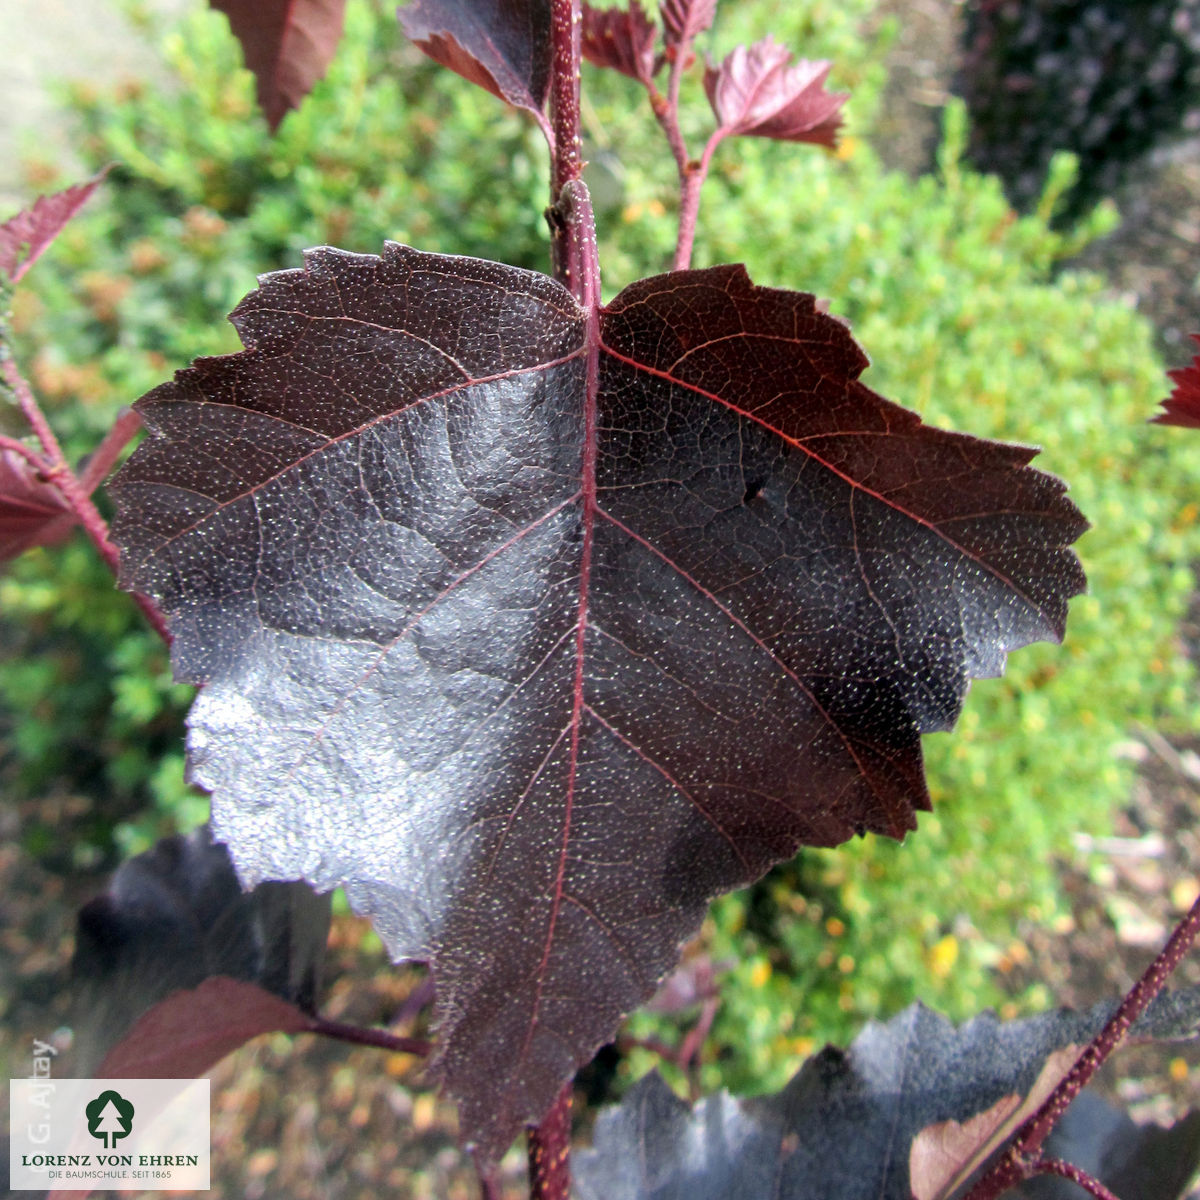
0,447 -> 77,561
110,245 -> 1085,1159
1154,333 -> 1200,428
582,1 -> 658,85
0,173 -> 106,284
704,38 -> 847,148
398,0 -> 552,120
96,976 -> 315,1078
206,0 -> 347,131
660,0 -> 715,49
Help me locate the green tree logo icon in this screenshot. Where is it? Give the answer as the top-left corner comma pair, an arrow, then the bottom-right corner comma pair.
85,1090 -> 135,1149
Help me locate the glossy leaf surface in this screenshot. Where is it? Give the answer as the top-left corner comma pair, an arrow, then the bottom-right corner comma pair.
207,0 -> 348,130
111,243 -> 1085,1157
573,994 -> 1200,1200
398,0 -> 552,120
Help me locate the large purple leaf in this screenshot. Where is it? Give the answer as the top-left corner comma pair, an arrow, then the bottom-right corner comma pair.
207,0 -> 348,131
110,244 -> 1085,1158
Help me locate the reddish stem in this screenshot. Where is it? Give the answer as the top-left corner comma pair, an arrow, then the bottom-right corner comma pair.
647,75 -> 689,176
532,10 -> 592,1188
641,26 -> 723,270
0,433 -> 50,471
673,131 -> 725,272
1036,1159 -> 1122,1200
548,0 -> 588,289
963,889 -> 1200,1200
478,1164 -> 503,1200
307,1015 -> 430,1057
616,1032 -> 678,1059
78,407 -> 142,493
5,352 -> 70,465
678,995 -> 718,1074
1,357 -> 171,642
549,0 -> 583,197
527,1082 -> 572,1200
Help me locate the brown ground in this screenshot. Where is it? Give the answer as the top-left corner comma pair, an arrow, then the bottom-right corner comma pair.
4,3 -> 1200,1197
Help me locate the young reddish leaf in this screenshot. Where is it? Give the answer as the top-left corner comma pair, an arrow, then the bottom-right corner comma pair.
110,244 -> 1085,1159
1153,333 -> 1200,428
206,0 -> 348,131
0,173 -> 106,284
660,0 -> 715,49
0,447 -> 77,561
96,976 -> 316,1079
704,39 -> 847,147
582,1 -> 658,85
398,0 -> 552,121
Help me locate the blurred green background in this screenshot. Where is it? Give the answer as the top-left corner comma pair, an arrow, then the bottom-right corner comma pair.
3,0 -> 1199,1101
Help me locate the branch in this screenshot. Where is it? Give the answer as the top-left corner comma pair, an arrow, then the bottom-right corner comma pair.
0,433 -> 50,472
549,0 -> 584,197
0,356 -> 171,643
641,19 -> 718,270
528,1082 -> 572,1200
78,407 -> 142,494
307,1015 -> 431,1057
962,888 -> 1200,1200
1036,1159 -> 1123,1200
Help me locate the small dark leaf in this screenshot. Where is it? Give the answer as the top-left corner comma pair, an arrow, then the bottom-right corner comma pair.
96,976 -> 316,1079
573,994 -> 1200,1200
398,0 -> 552,120
206,0 -> 348,131
0,448 -> 77,562
704,39 -> 847,148
659,0 -> 715,49
0,173 -> 106,284
582,1 -> 658,85
111,245 -> 1085,1158
72,826 -> 330,1073
1153,333 -> 1200,428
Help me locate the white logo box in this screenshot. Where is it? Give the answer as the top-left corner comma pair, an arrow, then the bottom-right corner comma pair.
9,1079 -> 210,1191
